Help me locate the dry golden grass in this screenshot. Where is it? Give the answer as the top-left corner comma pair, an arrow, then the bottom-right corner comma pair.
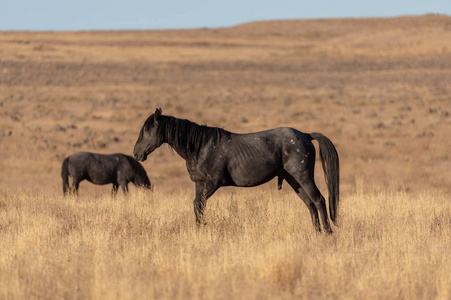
1,14 -> 451,299
0,184 -> 449,299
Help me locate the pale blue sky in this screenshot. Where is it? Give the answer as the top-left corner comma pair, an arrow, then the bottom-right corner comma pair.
1,0 -> 450,31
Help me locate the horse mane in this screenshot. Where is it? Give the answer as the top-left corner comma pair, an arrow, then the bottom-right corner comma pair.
159,115 -> 230,160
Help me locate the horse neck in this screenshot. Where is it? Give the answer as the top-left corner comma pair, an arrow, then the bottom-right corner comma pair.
133,166 -> 149,186
160,116 -> 213,161
160,117 -> 190,160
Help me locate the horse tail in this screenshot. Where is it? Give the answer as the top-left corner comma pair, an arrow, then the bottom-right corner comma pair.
310,132 -> 340,225
61,157 -> 70,195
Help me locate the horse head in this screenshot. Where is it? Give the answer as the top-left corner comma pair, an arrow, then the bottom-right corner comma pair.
134,172 -> 152,189
134,108 -> 163,161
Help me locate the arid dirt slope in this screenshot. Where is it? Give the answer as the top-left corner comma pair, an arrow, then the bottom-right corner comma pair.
1,14 -> 451,195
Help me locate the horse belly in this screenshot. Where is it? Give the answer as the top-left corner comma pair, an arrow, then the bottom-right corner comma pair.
228,161 -> 279,187
88,166 -> 117,185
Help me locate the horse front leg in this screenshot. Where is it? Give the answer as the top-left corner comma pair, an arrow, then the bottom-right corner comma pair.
112,184 -> 119,196
119,182 -> 129,195
193,182 -> 219,225
277,176 -> 283,190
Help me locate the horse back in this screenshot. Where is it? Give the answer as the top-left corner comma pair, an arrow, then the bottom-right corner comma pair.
229,127 -> 313,157
215,128 -> 313,186
68,152 -> 122,184
202,128 -> 291,186
66,152 -> 92,177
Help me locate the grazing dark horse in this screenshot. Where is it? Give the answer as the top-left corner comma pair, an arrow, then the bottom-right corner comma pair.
134,108 -> 339,233
61,152 -> 151,195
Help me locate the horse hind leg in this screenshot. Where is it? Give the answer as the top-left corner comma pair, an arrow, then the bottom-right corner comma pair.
71,177 -> 81,196
283,173 -> 321,232
62,180 -> 69,196
285,152 -> 333,233
298,188 -> 322,232
300,180 -> 333,234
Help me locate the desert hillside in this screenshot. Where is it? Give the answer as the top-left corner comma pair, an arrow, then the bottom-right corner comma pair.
1,14 -> 451,194
1,15 -> 451,300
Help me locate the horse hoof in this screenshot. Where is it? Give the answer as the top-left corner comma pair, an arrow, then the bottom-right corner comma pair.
196,220 -> 207,226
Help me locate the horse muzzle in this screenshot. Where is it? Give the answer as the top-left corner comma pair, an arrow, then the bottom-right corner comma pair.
134,152 -> 147,162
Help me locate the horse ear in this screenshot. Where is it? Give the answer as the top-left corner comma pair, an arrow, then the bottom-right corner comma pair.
154,108 -> 162,124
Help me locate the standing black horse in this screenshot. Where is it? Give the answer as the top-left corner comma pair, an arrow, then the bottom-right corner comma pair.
134,108 -> 339,233
61,152 -> 151,195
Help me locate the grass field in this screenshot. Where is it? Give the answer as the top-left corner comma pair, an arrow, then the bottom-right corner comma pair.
0,185 -> 450,299
1,14 -> 451,299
